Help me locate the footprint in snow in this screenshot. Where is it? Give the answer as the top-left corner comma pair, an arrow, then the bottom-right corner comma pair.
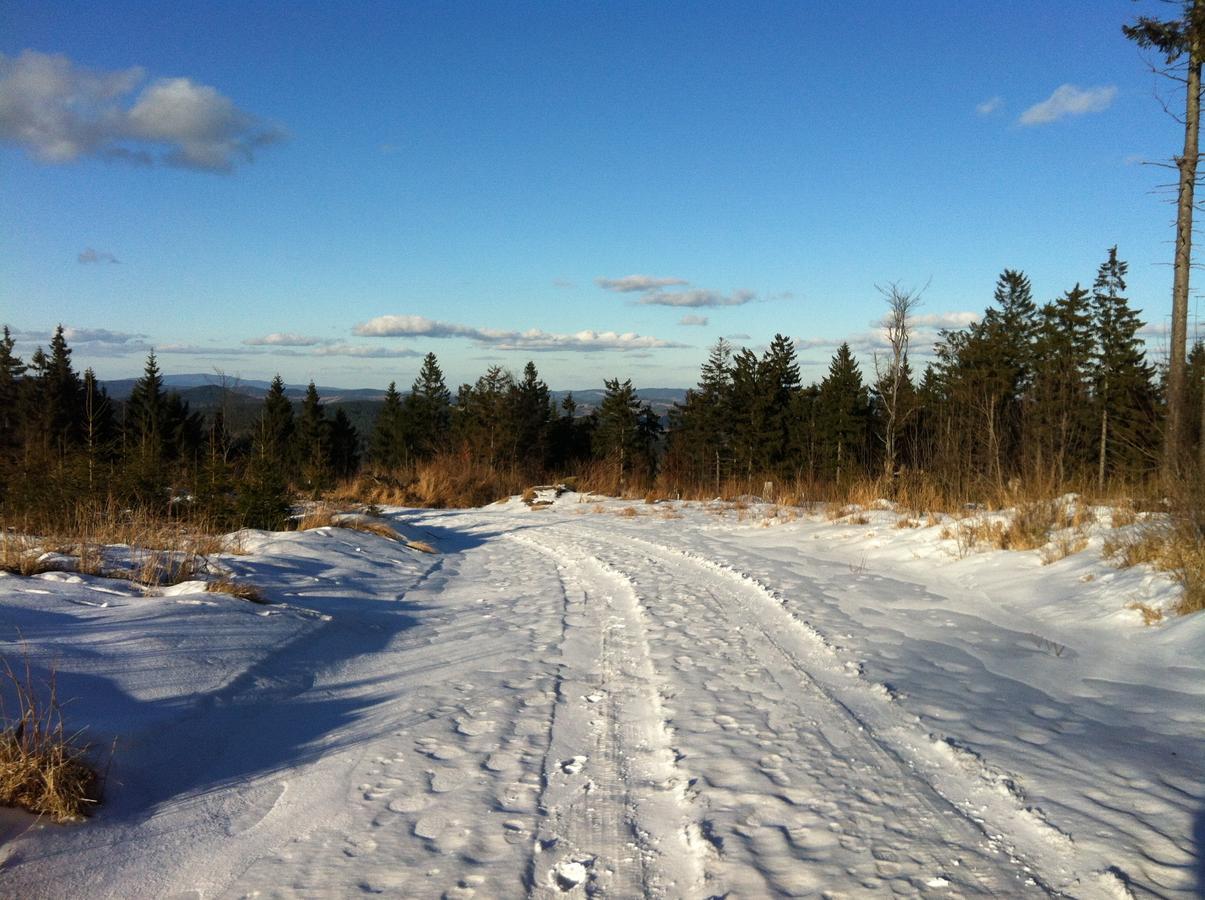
560,755 -> 587,775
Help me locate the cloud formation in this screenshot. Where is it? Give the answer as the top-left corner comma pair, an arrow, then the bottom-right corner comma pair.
354,315 -> 685,352
1019,84 -> 1116,126
596,273 -> 758,308
678,314 -> 709,326
0,50 -> 284,172
640,288 -> 755,308
244,332 -> 324,347
976,96 -> 1003,116
78,247 -> 119,264
596,274 -> 688,293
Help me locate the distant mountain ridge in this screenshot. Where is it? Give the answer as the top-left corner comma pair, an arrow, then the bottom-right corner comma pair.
100,374 -> 687,411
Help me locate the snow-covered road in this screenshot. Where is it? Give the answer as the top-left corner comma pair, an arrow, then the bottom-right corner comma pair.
1,496 -> 1201,897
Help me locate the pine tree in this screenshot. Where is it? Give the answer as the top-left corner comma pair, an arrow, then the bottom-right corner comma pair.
454,366 -> 514,466
816,343 -> 870,481
81,368 -> 117,488
754,333 -> 801,473
0,326 -> 27,451
512,361 -> 551,469
665,338 -> 733,488
593,378 -> 642,492
1030,285 -> 1093,483
406,353 -> 451,458
370,381 -> 408,470
328,408 -> 360,479
1091,248 -> 1157,486
125,351 -> 167,460
296,382 -> 331,493
40,325 -> 84,455
727,347 -> 762,476
257,375 -> 295,466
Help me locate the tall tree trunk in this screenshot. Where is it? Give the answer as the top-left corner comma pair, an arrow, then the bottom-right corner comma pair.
1166,29 -> 1201,478
1098,406 -> 1109,492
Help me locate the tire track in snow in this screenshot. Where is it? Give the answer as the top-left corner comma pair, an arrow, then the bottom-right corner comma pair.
526,522 -> 1074,896
511,533 -> 707,899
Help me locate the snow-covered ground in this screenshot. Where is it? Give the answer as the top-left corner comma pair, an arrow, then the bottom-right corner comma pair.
0,494 -> 1201,898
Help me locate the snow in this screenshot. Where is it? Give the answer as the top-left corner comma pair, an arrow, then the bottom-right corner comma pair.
0,495 -> 1202,897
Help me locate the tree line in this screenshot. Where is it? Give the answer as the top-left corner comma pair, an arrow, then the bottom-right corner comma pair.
1,248 -> 1202,527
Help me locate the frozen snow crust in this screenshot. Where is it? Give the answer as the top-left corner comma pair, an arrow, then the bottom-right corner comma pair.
0,495 -> 1201,897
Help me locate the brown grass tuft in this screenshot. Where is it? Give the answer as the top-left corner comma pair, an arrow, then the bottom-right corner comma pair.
204,577 -> 266,603
1126,600 -> 1165,626
618,507 -> 639,518
0,654 -> 99,822
404,540 -> 438,554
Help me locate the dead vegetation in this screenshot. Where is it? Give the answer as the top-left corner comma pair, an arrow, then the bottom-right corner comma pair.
204,577 -> 266,604
0,651 -> 99,822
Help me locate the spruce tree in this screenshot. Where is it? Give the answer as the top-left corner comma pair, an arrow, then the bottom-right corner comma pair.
40,325 -> 84,455
296,382 -> 331,493
593,378 -> 642,492
454,366 -> 514,466
370,381 -> 407,470
754,333 -> 801,473
727,348 -> 762,476
0,326 -> 27,451
512,361 -> 551,468
328,408 -> 360,479
258,375 -> 296,467
1030,285 -> 1093,483
125,351 -> 167,460
406,353 -> 451,458
1091,248 -> 1157,486
816,343 -> 870,481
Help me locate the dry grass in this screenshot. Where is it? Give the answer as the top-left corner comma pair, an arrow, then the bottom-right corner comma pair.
618,507 -> 639,518
204,577 -> 266,604
1040,533 -> 1089,565
1110,501 -> 1138,529
1126,601 -> 1165,626
297,505 -> 405,542
0,653 -> 99,822
1004,500 -> 1061,551
404,540 -> 438,554
1101,509 -> 1204,617
1103,530 -> 1165,569
333,453 -> 526,509
2,502 -> 223,588
895,517 -> 920,529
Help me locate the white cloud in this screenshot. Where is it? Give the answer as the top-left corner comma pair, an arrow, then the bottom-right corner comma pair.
12,326 -> 147,351
678,314 -> 709,326
552,277 -> 575,289
640,289 -> 756,308
0,50 -> 284,172
244,332 -> 324,347
906,311 -> 979,329
596,274 -> 688,293
354,315 -> 685,352
309,342 -> 422,359
1019,84 -> 1116,126
976,96 -> 1003,116
78,247 -> 118,264
63,326 -> 146,346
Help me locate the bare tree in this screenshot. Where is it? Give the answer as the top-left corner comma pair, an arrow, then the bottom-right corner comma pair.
1124,1 -> 1205,476
874,280 -> 925,479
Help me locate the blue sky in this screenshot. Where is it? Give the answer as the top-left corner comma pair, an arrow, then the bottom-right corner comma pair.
0,0 -> 1197,390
